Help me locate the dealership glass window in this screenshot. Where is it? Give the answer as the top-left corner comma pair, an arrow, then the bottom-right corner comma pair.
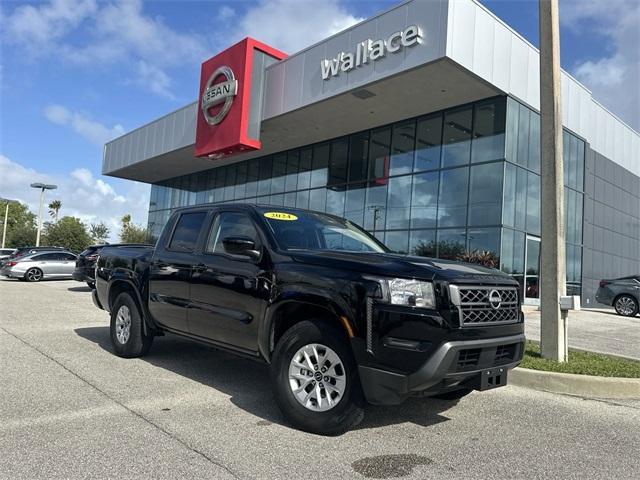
245,159 -> 259,198
471,98 -> 506,163
386,175 -> 412,229
235,161 -> 247,200
368,127 -> 391,182
385,230 -> 409,254
325,187 -> 345,217
297,148 -> 312,190
410,171 -> 439,229
526,171 -> 540,235
258,156 -> 273,196
224,165 -> 236,201
269,193 -> 284,206
516,103 -> 530,168
415,113 -> 442,172
442,106 -> 472,168
344,185 -> 366,227
468,162 -> 503,226
348,131 -> 369,183
468,228 -> 501,264
295,189 -> 310,210
285,150 -> 299,192
284,191 -> 296,208
505,97 -> 519,165
576,140 -> 585,190
437,228 -> 467,259
502,163 -> 516,227
437,167 -> 469,227
271,153 -> 287,194
363,183 -> 387,231
195,173 -> 207,204
409,229 -> 436,257
390,120 -> 416,176
329,138 -> 349,186
528,112 -> 540,173
309,187 -> 326,212
515,167 -> 527,231
311,143 -> 330,188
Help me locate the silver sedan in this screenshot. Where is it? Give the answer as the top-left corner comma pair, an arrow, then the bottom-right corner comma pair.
0,251 -> 78,282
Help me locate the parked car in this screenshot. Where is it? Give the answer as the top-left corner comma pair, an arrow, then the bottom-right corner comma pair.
1,250 -> 78,282
0,246 -> 67,267
0,248 -> 17,261
74,244 -> 153,288
596,275 -> 640,317
93,204 -> 525,435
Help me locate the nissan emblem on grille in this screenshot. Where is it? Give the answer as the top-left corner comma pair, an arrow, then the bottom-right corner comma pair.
489,289 -> 502,309
449,285 -> 519,326
201,66 -> 237,125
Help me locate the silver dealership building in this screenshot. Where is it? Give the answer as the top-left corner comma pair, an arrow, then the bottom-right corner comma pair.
102,0 -> 640,306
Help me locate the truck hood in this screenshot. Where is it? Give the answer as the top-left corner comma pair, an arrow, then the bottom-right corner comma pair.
289,250 -> 514,284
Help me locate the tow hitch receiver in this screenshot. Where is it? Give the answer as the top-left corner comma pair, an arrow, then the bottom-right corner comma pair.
478,367 -> 507,391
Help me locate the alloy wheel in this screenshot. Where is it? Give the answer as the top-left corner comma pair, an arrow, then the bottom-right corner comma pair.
27,269 -> 42,282
288,343 -> 346,412
615,296 -> 636,316
115,305 -> 132,344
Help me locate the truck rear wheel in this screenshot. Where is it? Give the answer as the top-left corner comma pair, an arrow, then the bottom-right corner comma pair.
270,319 -> 364,435
110,292 -> 153,358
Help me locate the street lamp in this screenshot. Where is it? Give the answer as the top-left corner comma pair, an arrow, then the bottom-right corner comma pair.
30,183 -> 57,247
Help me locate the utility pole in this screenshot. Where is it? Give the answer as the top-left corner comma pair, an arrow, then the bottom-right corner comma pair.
2,202 -> 8,248
30,183 -> 57,247
539,0 -> 567,362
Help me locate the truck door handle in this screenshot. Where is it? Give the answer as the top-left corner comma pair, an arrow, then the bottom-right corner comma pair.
193,264 -> 207,273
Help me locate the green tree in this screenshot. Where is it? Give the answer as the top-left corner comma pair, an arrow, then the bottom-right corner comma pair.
0,200 -> 37,248
119,214 -> 148,243
48,199 -> 62,222
89,222 -> 110,244
43,216 -> 92,252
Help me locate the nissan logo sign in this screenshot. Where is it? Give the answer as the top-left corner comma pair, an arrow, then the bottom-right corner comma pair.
201,66 -> 237,125
488,290 -> 502,309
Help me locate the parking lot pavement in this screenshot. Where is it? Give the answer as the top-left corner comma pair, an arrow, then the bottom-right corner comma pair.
1,277 -> 639,480
524,307 -> 640,360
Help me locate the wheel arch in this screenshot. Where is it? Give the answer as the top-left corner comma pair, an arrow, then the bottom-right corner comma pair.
107,278 -> 155,335
613,293 -> 639,314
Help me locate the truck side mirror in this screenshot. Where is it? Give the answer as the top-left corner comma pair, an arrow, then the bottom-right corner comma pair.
222,236 -> 261,260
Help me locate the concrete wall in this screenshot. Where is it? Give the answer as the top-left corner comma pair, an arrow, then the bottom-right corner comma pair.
581,146 -> 640,307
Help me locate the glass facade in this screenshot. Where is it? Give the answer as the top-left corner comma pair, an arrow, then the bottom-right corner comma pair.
148,95 -> 586,300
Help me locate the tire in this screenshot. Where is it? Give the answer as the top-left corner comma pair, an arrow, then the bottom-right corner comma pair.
270,319 -> 364,435
25,268 -> 43,282
432,388 -> 473,400
614,295 -> 639,317
86,281 -> 95,289
110,292 -> 153,358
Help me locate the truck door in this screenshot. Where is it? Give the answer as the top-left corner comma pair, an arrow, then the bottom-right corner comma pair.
188,210 -> 268,352
148,211 -> 207,333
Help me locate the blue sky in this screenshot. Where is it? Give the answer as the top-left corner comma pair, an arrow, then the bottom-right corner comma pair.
1,0 -> 638,240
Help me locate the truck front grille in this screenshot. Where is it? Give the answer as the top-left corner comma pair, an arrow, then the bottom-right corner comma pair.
449,285 -> 520,327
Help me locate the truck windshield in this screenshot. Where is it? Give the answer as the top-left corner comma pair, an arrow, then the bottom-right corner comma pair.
258,208 -> 387,253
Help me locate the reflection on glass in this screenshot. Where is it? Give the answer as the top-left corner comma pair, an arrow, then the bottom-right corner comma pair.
329,138 -> 349,186
235,161 -> 247,200
526,172 -> 540,235
344,185 -> 366,227
468,227 -> 500,267
258,156 -> 273,196
309,188 -> 326,212
471,98 -> 506,163
326,188 -> 345,217
390,120 -> 416,176
411,171 -> 438,229
386,175 -> 411,229
311,143 -> 329,188
516,103 -> 529,167
437,167 -> 469,227
385,230 -> 409,254
415,113 -> 442,172
410,229 -> 436,257
437,228 -> 466,260
442,107 -> 472,167
245,159 -> 259,198
296,189 -> 310,210
368,127 -> 391,182
469,162 -> 503,226
285,150 -> 299,192
364,184 -> 387,231
528,112 -> 540,172
271,153 -> 287,194
349,131 -> 369,183
298,148 -> 312,190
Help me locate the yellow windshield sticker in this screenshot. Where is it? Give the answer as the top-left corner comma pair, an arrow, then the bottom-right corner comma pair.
264,212 -> 298,221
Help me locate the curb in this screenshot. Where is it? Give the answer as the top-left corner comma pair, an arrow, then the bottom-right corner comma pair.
509,367 -> 640,399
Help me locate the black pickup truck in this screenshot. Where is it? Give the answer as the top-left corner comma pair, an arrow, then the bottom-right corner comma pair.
93,204 -> 525,435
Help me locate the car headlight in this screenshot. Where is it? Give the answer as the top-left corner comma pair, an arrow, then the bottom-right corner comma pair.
367,277 -> 436,308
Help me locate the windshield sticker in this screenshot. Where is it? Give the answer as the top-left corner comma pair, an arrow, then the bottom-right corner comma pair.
264,212 -> 298,221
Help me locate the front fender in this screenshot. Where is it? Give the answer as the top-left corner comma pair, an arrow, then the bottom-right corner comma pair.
107,273 -> 158,334
258,287 -> 356,363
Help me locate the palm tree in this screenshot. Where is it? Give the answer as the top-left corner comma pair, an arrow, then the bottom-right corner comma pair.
48,200 -> 62,222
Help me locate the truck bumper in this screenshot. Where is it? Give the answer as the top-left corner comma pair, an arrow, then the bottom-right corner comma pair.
358,333 -> 525,405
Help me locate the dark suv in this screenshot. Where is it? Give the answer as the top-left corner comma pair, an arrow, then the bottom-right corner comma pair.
73,245 -> 106,288
596,275 -> 640,317
92,204 -> 525,435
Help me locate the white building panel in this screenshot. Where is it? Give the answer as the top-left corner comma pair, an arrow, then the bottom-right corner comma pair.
449,0 -> 476,70
472,6 -> 495,81
491,22 -> 512,92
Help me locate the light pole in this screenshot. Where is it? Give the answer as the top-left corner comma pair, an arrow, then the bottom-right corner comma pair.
30,183 -> 57,247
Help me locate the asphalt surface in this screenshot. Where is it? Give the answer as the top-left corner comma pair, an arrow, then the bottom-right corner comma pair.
1,277 -> 639,479
524,306 -> 640,360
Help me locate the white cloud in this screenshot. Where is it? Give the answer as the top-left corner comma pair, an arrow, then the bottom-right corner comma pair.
0,154 -> 149,242
134,60 -> 175,99
237,0 -> 363,54
561,0 -> 640,130
44,104 -> 125,145
217,6 -> 235,21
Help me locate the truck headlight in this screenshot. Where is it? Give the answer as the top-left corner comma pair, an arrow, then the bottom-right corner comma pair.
367,277 -> 436,308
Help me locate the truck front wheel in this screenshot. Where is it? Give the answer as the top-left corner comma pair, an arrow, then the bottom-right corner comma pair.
110,292 -> 153,358
270,319 -> 364,435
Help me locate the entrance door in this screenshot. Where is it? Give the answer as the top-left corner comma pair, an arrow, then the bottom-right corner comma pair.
524,236 -> 541,305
